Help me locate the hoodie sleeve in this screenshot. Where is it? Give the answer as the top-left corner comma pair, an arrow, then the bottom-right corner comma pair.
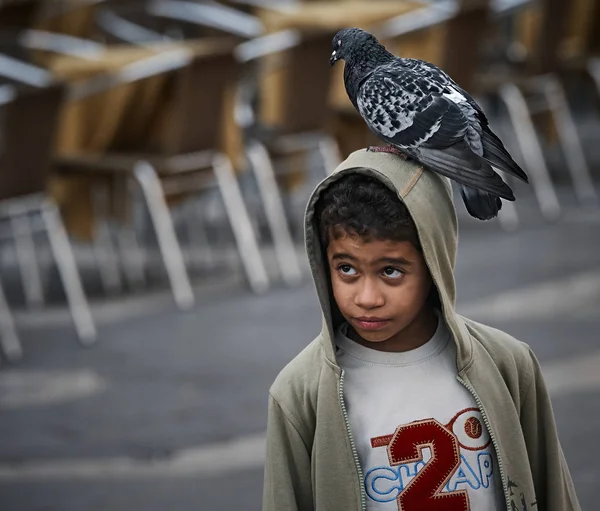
262,394 -> 313,511
520,349 -> 581,511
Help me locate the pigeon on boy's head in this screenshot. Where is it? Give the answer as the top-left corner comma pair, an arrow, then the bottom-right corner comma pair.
330,27 -> 529,221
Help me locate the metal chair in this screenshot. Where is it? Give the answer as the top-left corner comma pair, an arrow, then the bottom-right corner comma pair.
55,43 -> 269,308
242,30 -> 342,174
18,2 -> 271,298
231,30 -> 343,283
93,2 -> 304,287
0,83 -> 97,361
488,0 -> 599,219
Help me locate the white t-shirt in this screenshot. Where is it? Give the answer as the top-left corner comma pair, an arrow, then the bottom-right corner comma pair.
335,316 -> 506,511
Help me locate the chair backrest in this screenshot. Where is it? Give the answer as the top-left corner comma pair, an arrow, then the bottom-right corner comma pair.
0,84 -> 65,201
151,49 -> 238,154
440,0 -> 492,91
60,40 -> 238,158
280,32 -> 332,135
260,32 -> 333,135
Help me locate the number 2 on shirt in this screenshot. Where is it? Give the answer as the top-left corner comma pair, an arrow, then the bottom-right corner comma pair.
387,418 -> 470,510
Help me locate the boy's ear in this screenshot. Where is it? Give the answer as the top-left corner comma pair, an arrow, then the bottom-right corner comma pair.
427,284 -> 441,308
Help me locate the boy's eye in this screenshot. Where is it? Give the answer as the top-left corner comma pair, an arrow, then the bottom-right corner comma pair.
382,267 -> 403,279
338,264 -> 357,276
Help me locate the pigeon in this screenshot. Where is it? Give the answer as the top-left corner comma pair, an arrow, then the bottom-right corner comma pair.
330,27 -> 528,220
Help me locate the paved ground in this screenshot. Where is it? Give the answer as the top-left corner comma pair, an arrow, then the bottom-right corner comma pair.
0,204 -> 598,510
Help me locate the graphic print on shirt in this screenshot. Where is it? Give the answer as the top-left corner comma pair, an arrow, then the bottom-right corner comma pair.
365,407 -> 494,510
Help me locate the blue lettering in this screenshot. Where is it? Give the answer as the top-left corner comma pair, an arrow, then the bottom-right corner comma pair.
366,451 -> 496,502
365,460 -> 429,503
414,460 -> 426,475
478,452 -> 494,488
450,455 -> 481,490
365,467 -> 400,503
398,462 -> 412,483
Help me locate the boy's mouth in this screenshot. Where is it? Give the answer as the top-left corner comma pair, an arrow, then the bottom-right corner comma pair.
354,317 -> 389,330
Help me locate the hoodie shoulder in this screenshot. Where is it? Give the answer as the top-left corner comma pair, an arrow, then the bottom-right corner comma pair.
269,336 -> 328,438
270,336 -> 326,397
462,316 -> 532,362
461,316 -> 535,389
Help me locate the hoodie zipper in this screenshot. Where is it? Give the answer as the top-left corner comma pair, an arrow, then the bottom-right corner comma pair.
339,370 -> 367,511
457,376 -> 511,510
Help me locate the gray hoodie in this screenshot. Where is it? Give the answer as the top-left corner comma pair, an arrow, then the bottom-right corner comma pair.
263,149 -> 580,511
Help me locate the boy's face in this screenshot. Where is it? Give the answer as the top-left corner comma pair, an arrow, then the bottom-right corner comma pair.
326,231 -> 436,351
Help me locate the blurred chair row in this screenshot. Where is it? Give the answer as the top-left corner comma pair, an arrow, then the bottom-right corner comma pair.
0,0 -> 599,363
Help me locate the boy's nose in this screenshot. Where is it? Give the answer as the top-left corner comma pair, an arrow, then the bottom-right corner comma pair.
354,280 -> 385,309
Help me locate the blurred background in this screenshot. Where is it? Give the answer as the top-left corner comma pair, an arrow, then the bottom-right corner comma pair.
0,0 -> 598,509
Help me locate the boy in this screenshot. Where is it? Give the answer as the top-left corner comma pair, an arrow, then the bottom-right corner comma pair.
263,149 -> 580,511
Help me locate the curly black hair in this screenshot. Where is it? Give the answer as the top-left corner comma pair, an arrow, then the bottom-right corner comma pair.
315,172 -> 421,249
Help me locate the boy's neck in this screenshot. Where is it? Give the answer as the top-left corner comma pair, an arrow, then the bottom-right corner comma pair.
347,306 -> 438,353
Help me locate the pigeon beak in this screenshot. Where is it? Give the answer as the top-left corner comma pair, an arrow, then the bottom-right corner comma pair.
330,50 -> 338,66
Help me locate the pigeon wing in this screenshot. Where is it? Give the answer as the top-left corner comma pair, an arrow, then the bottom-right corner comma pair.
403,58 -> 529,182
402,57 -> 481,113
402,59 -> 528,182
356,66 -> 469,150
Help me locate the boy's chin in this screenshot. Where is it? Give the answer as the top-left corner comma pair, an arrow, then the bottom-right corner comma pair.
354,328 -> 394,344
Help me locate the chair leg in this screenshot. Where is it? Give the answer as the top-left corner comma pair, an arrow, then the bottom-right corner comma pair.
120,176 -> 148,290
133,161 -> 195,310
10,211 -> 44,308
0,276 -> 23,363
91,184 -> 123,295
317,135 -> 342,176
185,198 -> 216,271
541,75 -> 599,208
246,142 -> 302,287
41,200 -> 97,346
212,153 -> 269,294
116,227 -> 146,291
498,83 -> 561,221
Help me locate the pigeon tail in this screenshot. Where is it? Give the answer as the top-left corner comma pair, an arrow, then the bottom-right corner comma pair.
415,141 -> 515,201
459,184 -> 503,220
481,128 -> 528,183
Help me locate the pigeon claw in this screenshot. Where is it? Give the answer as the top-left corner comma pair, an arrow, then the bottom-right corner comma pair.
367,145 -> 409,160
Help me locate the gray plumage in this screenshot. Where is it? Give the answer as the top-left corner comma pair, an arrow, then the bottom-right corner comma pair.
330,28 -> 528,220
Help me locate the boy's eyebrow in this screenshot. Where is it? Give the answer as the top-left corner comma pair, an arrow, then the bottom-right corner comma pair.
376,257 -> 413,266
330,253 -> 412,266
331,252 -> 358,262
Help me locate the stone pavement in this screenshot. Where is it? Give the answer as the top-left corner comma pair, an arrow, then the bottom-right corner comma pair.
0,209 -> 599,510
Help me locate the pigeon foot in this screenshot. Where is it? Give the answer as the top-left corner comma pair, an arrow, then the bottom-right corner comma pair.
367,145 -> 409,160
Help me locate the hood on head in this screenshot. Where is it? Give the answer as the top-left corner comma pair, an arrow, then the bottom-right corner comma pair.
304,149 -> 472,370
